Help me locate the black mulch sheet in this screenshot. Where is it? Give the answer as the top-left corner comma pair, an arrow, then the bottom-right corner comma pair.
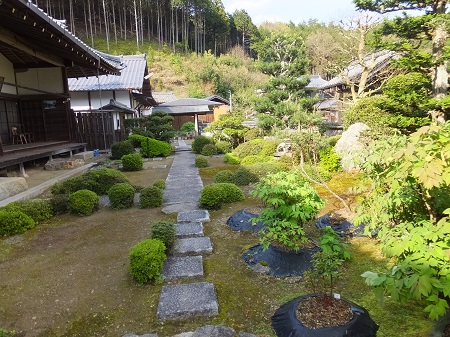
316,214 -> 367,237
226,209 -> 266,232
243,244 -> 319,278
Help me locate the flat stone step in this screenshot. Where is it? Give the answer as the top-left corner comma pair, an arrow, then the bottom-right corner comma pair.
177,210 -> 210,223
175,222 -> 204,238
173,237 -> 213,256
157,282 -> 218,320
162,256 -> 204,281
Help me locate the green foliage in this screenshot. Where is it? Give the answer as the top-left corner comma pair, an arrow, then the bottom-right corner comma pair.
357,122 -> 450,319
107,183 -> 135,209
247,162 -> 279,178
121,153 -> 144,171
195,155 -> 209,168
132,111 -> 176,143
240,155 -> 272,166
1,199 -> 53,224
233,139 -> 265,159
180,121 -> 195,136
199,183 -> 244,210
201,144 -> 218,156
244,128 -> 261,141
224,153 -> 240,164
0,328 -> 17,337
215,140 -> 232,154
139,186 -> 163,208
50,194 -> 69,215
111,140 -> 135,160
0,210 -> 35,236
214,170 -> 234,183
305,227 -> 350,296
231,166 -> 259,186
153,179 -> 166,190
68,189 -> 99,216
51,168 -> 129,196
129,239 -> 166,284
318,147 -> 341,172
150,221 -> 176,248
128,135 -> 172,158
251,171 -> 324,251
192,135 -> 213,154
204,113 -> 248,148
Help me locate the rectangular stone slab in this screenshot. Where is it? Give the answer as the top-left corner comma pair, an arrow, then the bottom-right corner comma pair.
173,237 -> 213,256
175,222 -> 204,238
162,256 -> 204,281
157,282 -> 218,320
177,210 -> 210,223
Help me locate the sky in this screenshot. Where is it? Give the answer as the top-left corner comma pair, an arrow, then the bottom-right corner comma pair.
221,0 -> 363,26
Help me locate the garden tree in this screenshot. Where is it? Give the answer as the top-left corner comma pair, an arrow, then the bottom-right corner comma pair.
252,29 -> 317,130
203,113 -> 249,147
356,122 -> 450,320
354,0 -> 450,119
134,111 -> 176,142
204,0 -> 230,55
232,9 -> 259,56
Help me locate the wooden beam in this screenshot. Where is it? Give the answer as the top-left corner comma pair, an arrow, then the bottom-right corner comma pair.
0,26 -> 65,67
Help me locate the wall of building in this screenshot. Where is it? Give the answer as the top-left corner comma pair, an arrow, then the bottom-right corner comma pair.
0,52 -> 17,95
16,67 -> 64,95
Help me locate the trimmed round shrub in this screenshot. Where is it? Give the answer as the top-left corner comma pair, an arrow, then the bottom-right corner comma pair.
0,210 -> 35,236
215,140 -> 232,154
195,155 -> 209,168
2,199 -> 53,224
50,194 -> 69,215
51,168 -> 129,196
201,144 -> 218,156
233,139 -> 265,159
108,183 -> 135,209
240,155 -> 272,166
139,186 -> 163,208
319,147 -> 341,172
247,162 -> 279,178
199,183 -> 245,210
121,153 -> 144,171
150,221 -> 176,248
129,239 -> 166,284
231,166 -> 259,186
274,155 -> 295,172
192,135 -> 213,154
153,179 -> 166,190
111,140 -> 135,160
224,153 -> 240,164
244,128 -> 261,141
214,170 -> 234,183
68,189 -> 99,216
216,183 -> 245,203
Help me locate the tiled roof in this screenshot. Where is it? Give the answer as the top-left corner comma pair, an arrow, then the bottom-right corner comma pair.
205,95 -> 229,104
157,98 -> 223,107
305,75 -> 328,89
99,99 -> 135,114
319,50 -> 399,90
315,99 -> 341,110
68,54 -> 147,91
152,92 -> 177,104
153,98 -> 222,115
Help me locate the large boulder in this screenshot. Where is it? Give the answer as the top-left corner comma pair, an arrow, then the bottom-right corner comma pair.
334,123 -> 370,172
0,177 -> 28,201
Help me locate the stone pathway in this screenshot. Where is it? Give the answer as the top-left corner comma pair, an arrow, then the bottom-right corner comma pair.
156,140 -> 219,321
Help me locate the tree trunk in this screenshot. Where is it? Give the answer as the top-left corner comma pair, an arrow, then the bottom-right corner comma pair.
431,22 -> 449,98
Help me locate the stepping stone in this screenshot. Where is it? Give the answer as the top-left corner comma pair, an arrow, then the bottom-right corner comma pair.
173,237 -> 213,256
153,157 -> 163,161
177,210 -> 210,223
162,256 -> 204,281
175,222 -> 204,238
157,282 -> 218,320
152,165 -> 167,169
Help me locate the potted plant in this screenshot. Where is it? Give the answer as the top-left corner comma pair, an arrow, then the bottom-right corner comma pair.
272,226 -> 379,337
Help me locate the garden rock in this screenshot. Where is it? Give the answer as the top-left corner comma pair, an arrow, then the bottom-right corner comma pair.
243,244 -> 319,278
193,325 -> 235,337
175,222 -> 204,238
334,123 -> 370,172
177,210 -> 210,223
226,209 -> 265,232
173,237 -> 213,256
0,177 -> 28,201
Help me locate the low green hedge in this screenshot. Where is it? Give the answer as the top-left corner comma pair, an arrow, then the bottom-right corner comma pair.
153,179 -> 166,190
224,153 -> 240,164
129,239 -> 166,284
68,189 -> 99,216
108,183 -> 135,209
111,140 -> 135,160
51,168 -> 129,196
195,155 -> 209,168
199,183 -> 244,210
201,144 -> 218,156
150,221 -> 176,248
128,134 -> 172,158
192,135 -> 213,154
231,166 -> 259,186
139,186 -> 163,208
1,199 -> 53,224
214,170 -> 234,183
0,211 -> 35,236
121,153 -> 144,171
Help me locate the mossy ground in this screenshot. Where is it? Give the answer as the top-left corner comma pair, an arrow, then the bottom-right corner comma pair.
0,156 -> 433,337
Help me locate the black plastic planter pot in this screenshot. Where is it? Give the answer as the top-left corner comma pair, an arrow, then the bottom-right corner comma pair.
272,294 -> 379,337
